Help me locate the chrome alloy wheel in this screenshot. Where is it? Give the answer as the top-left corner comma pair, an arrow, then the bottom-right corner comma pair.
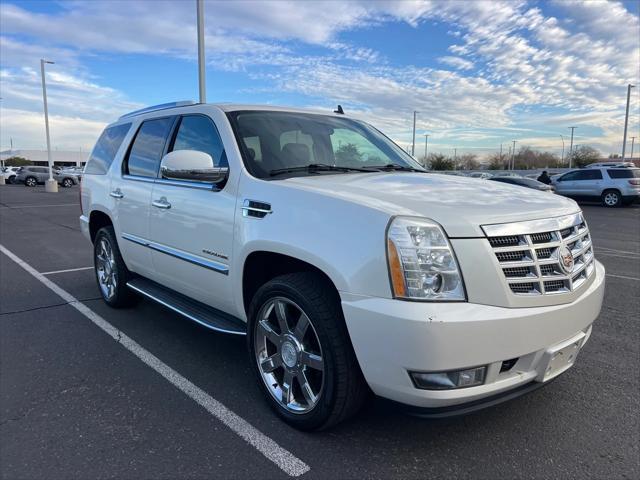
25,177 -> 37,187
603,192 -> 619,207
96,237 -> 117,300
254,297 -> 324,414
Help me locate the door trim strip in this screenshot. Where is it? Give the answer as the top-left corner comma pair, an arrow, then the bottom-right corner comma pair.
121,232 -> 229,275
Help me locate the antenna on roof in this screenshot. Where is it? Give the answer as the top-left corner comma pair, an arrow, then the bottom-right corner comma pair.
334,104 -> 344,115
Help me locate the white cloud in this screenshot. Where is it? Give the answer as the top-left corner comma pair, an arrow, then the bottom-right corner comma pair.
0,0 -> 638,154
0,108 -> 107,150
438,56 -> 474,70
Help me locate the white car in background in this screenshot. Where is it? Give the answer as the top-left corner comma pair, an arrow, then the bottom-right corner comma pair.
1,166 -> 21,183
80,101 -> 605,430
552,167 -> 640,207
586,162 -> 635,168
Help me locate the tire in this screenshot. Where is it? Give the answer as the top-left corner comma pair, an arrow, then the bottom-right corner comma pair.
8,176 -> 15,184
248,272 -> 368,430
25,176 -> 37,187
93,226 -> 138,308
601,189 -> 621,208
62,178 -> 74,188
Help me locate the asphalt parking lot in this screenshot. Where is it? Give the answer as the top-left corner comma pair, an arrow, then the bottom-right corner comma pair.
1,183 -> 638,480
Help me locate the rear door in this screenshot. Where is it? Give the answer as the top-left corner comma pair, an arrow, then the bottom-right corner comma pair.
111,116 -> 176,277
147,113 -> 236,312
35,167 -> 49,182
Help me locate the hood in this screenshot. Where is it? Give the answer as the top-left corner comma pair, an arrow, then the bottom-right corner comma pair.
281,172 -> 580,237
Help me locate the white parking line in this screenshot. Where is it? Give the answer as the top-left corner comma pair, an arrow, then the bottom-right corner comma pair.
41,266 -> 94,275
606,273 -> 640,282
0,244 -> 310,477
596,247 -> 640,256
0,203 -> 80,209
596,252 -> 640,260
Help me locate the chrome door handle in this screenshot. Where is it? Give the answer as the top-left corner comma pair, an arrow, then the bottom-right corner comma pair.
110,189 -> 124,199
152,198 -> 171,209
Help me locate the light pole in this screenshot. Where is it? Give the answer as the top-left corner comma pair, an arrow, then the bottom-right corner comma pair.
560,135 -> 565,165
196,0 -> 206,103
511,140 -> 516,170
621,84 -> 635,160
423,134 -> 429,164
631,136 -> 636,160
411,111 -> 417,156
568,126 -> 576,168
40,58 -> 57,193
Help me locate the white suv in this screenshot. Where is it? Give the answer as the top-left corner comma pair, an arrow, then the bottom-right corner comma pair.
80,101 -> 605,430
552,167 -> 640,207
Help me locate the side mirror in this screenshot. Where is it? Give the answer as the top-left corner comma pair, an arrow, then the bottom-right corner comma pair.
160,150 -> 228,184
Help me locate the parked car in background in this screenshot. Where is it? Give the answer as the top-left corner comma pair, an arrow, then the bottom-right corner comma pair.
552,167 -> 640,207
15,166 -> 79,187
80,101 -> 604,430
490,176 -> 555,192
468,172 -> 493,179
61,166 -> 84,180
586,162 -> 635,168
1,166 -> 21,184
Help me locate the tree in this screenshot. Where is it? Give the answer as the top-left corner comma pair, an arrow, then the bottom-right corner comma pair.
487,152 -> 508,170
427,153 -> 455,171
335,143 -> 363,164
568,146 -> 600,168
458,153 -> 480,170
3,156 -> 31,166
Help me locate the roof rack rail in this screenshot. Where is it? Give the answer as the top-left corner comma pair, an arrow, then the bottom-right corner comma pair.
119,100 -> 197,120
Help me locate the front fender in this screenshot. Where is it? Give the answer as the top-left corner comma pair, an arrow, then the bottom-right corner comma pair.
233,176 -> 394,319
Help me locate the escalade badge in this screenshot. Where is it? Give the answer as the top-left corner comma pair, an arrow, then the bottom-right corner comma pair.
558,245 -> 574,274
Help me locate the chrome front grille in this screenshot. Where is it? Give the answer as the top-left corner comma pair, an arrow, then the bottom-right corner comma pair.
483,213 -> 595,296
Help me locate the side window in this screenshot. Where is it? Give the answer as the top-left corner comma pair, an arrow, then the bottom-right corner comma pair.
126,117 -> 174,177
171,115 -> 228,167
607,169 -> 635,179
559,171 -> 583,181
574,170 -> 602,181
85,123 -> 131,175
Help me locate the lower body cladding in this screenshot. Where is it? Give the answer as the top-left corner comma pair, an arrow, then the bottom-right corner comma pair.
341,261 -> 605,413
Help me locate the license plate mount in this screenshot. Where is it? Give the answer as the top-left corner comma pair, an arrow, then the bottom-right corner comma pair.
536,332 -> 586,383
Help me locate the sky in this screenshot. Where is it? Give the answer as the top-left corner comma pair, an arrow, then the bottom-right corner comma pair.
1,0 -> 639,160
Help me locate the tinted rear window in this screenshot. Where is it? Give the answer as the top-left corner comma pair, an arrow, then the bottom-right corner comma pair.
126,117 -> 174,177
84,123 -> 131,175
608,169 -> 640,179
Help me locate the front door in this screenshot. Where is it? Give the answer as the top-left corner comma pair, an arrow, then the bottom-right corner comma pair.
147,114 -> 236,314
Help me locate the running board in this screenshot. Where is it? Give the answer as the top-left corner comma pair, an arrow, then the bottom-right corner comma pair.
126,278 -> 246,335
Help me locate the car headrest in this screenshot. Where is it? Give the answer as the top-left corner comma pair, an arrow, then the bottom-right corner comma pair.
281,143 -> 310,166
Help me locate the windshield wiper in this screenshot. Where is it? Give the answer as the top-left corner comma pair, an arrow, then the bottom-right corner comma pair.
363,164 -> 425,172
269,163 -> 372,177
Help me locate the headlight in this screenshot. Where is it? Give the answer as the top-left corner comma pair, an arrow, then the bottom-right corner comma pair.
386,216 -> 466,301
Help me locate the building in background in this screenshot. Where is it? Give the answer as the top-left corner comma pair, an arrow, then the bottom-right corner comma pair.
0,149 -> 87,167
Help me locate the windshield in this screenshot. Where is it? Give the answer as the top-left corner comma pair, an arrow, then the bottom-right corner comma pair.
227,111 -> 424,179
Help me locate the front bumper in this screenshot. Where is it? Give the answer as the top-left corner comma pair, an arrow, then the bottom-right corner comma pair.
341,260 -> 605,409
79,214 -> 90,242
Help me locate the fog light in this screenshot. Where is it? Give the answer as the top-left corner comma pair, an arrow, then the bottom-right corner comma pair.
410,366 -> 486,390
